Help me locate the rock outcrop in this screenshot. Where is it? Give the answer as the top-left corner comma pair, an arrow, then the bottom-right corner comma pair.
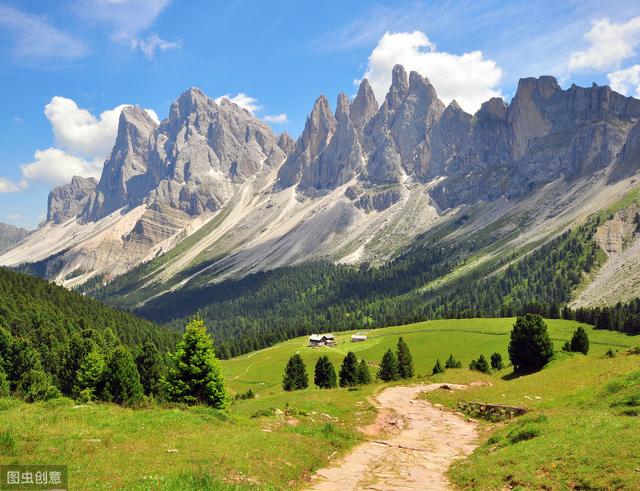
47,176 -> 97,224
0,223 -> 30,253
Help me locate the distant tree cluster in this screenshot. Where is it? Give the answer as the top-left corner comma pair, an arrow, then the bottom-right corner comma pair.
565,298 -> 640,336
378,337 -> 414,382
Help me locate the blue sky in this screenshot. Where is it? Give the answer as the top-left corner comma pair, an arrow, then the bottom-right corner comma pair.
1,0 -> 640,229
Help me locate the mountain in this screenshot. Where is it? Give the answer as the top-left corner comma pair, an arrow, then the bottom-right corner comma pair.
2,65 -> 640,318
0,223 -> 30,252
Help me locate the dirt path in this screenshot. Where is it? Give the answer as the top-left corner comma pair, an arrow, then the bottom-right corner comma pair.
308,384 -> 479,491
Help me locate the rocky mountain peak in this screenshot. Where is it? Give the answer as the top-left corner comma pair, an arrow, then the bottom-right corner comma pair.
350,79 -> 378,135
335,93 -> 351,120
386,64 -> 409,111
277,132 -> 295,156
48,176 -> 98,224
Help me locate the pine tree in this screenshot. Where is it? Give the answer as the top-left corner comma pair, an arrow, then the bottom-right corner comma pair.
569,327 -> 589,355
469,354 -> 491,373
378,349 -> 399,382
282,354 -> 308,391
490,352 -> 504,370
508,314 -> 554,374
339,352 -> 359,387
136,342 -> 164,397
7,338 -> 42,389
74,347 -> 106,401
314,355 -> 337,389
0,363 -> 9,398
355,359 -> 371,385
445,354 -> 462,369
165,319 -> 227,407
396,337 -> 414,379
103,347 -> 144,406
432,359 -> 445,375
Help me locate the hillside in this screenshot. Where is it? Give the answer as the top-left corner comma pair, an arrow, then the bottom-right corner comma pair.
0,267 -> 177,393
0,223 -> 29,253
1,318 -> 638,489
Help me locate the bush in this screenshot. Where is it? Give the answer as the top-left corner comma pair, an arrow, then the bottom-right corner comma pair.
445,355 -> 462,369
235,389 -> 255,400
469,354 -> 490,373
490,353 -> 504,370
282,354 -> 308,391
16,370 -> 60,402
605,348 -> 616,358
508,314 -> 554,374
508,427 -> 541,444
569,327 -> 589,355
432,359 -> 445,375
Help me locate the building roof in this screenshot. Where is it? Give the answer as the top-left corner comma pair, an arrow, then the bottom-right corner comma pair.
309,333 -> 335,341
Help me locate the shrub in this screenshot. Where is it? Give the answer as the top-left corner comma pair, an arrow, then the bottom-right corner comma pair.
445,355 -> 462,369
605,348 -> 616,358
508,314 -> 554,374
432,359 -> 445,375
469,354 -> 490,373
490,353 -> 504,370
378,349 -> 399,382
282,354 -> 308,391
235,389 -> 255,400
508,427 -> 541,444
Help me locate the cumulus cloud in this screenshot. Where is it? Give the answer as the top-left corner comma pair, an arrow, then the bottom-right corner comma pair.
13,97 -> 158,188
0,4 -> 87,61
362,31 -> 503,114
568,17 -> 640,72
264,113 -> 288,124
215,93 -> 262,115
0,178 -> 27,194
608,64 -> 640,97
130,33 -> 180,58
20,148 -> 102,186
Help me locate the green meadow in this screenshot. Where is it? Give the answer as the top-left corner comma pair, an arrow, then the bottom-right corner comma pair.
1,318 -> 639,489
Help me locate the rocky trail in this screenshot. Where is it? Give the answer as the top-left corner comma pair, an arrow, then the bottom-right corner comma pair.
308,384 -> 479,491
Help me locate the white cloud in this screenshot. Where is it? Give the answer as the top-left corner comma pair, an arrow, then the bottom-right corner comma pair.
130,33 -> 180,58
6,213 -> 22,220
608,64 -> 640,97
0,4 -> 87,61
264,113 -> 288,124
362,31 -> 503,114
20,148 -> 102,186
145,109 -> 160,124
215,93 -> 262,115
44,97 -> 129,159
0,178 -> 27,193
568,17 -> 640,72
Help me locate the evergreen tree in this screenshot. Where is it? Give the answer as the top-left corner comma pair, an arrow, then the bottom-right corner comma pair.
16,370 -> 60,402
314,355 -> 337,389
469,354 -> 490,373
355,359 -> 371,385
165,319 -> 227,407
0,363 -> 9,398
136,342 -> 164,397
339,352 -> 359,387
378,349 -> 399,382
396,337 -> 414,379
432,359 -> 445,375
569,327 -> 589,355
562,340 -> 571,352
445,354 -> 462,369
7,338 -> 42,389
103,347 -> 144,406
282,354 -> 308,391
490,352 -> 504,370
0,327 -> 12,370
508,314 -> 554,374
74,347 -> 106,401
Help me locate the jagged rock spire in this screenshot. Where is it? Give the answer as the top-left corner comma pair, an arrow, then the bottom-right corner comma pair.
350,79 -> 378,137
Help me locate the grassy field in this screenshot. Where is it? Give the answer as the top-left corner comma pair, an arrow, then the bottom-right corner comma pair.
1,318 -> 639,489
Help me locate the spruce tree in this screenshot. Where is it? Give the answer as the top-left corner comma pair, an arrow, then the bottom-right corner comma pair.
74,347 -> 106,401
469,354 -> 490,373
0,363 -> 9,398
136,342 -> 164,396
103,347 -> 144,406
490,352 -> 504,370
165,319 -> 227,407
314,355 -> 337,389
355,359 -> 371,385
445,354 -> 462,369
16,370 -> 60,402
7,338 -> 42,390
396,337 -> 414,379
339,352 -> 359,387
432,359 -> 445,375
378,349 -> 399,382
508,314 -> 554,374
282,354 -> 308,391
569,327 -> 589,355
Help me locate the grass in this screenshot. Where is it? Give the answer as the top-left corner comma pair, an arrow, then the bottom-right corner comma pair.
1,318 -> 638,489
